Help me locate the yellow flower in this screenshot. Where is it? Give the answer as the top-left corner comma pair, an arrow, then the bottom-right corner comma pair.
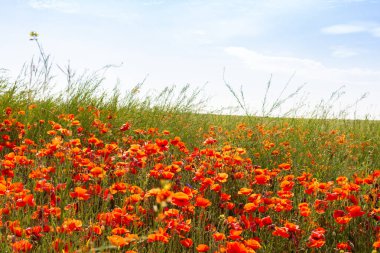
29,31 -> 39,38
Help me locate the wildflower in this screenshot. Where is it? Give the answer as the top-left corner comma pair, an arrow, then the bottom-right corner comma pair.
272,227 -> 290,238
255,174 -> 269,185
147,227 -> 170,243
196,244 -> 210,252
171,192 -> 191,207
243,203 -> 258,213
333,210 -> 352,224
225,241 -> 249,253
12,240 -> 33,252
278,163 -> 291,170
119,122 -> 131,131
260,216 -> 273,227
69,187 -> 90,200
307,227 -> 326,249
346,205 -> 365,218
109,182 -> 128,194
195,196 -> 211,208
238,188 -> 252,195
314,199 -> 328,214
90,166 -> 106,178
245,238 -> 261,250
29,31 -> 38,38
107,235 -> 134,247
298,202 -> 311,217
203,137 -> 217,145
213,232 -> 226,241
61,218 -> 82,233
180,238 -> 193,248
229,230 -> 243,240
216,172 -> 228,183
336,242 -> 352,251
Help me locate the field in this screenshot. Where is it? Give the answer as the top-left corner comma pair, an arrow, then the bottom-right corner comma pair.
0,73 -> 380,253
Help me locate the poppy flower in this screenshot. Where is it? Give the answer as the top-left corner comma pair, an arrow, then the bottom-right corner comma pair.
90,166 -> 106,178
12,240 -> 33,252
226,241 -> 248,253
61,218 -> 82,233
285,222 -> 300,233
238,188 -> 252,195
195,196 -> 211,208
346,205 -> 365,218
278,163 -> 291,170
147,228 -> 170,243
261,216 -> 273,227
213,232 -> 226,241
180,238 -> 193,248
119,122 -> 131,131
196,244 -> 209,252
171,192 -> 191,206
243,203 -> 258,213
255,174 -> 269,185
228,229 -> 243,240
333,210 -> 352,224
245,238 -> 261,250
69,187 -> 90,200
109,183 -> 128,195
272,227 -> 290,238
107,235 -> 135,247
336,242 -> 352,251
307,227 -> 326,248
216,172 -> 228,183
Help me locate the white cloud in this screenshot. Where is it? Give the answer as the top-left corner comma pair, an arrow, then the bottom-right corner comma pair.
371,27 -> 380,37
224,47 -> 324,75
224,46 -> 380,80
322,23 -> 380,37
28,0 -> 79,13
330,46 -> 359,58
27,0 -> 140,23
224,46 -> 380,118
321,24 -> 367,34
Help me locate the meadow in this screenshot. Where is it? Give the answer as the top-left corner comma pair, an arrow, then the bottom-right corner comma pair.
0,57 -> 380,253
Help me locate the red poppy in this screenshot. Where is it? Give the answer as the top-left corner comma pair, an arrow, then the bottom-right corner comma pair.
180,238 -> 193,248
346,205 -> 365,218
171,192 -> 191,206
226,241 -> 248,253
272,227 -> 290,238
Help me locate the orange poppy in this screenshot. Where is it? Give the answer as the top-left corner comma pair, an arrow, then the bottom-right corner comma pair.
12,240 -> 33,252
213,232 -> 226,241
171,192 -> 191,206
107,235 -> 135,247
69,187 -> 90,200
196,244 -> 210,252
195,196 -> 211,208
226,241 -> 248,253
245,238 -> 261,250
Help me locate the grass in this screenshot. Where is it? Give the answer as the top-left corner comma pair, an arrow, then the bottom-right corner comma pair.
0,39 -> 379,252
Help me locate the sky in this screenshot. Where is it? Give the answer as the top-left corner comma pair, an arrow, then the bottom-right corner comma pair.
1,0 -> 380,119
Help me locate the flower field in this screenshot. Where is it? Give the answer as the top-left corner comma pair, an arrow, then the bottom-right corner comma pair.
0,82 -> 380,252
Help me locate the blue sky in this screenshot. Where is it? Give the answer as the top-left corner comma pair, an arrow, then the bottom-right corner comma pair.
1,0 -> 380,118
